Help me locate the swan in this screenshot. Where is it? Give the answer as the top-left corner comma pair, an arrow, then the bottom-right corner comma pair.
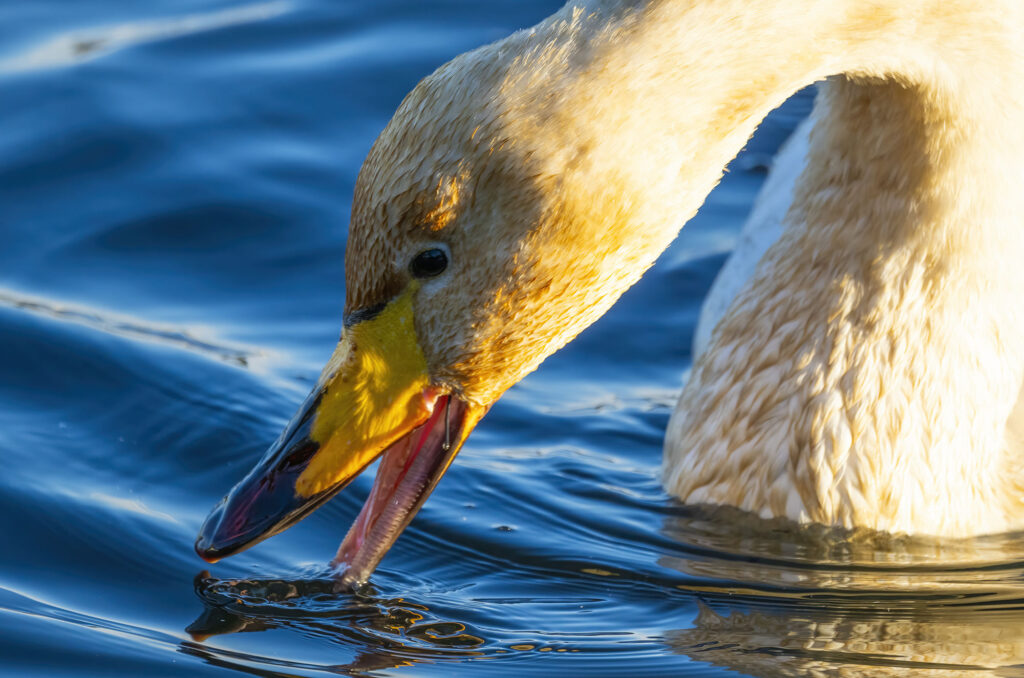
196,0 -> 1024,586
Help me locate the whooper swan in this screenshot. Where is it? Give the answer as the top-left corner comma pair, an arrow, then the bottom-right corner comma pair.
196,0 -> 1024,586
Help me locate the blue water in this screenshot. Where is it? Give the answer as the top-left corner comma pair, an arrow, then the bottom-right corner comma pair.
5,2 -> 1024,676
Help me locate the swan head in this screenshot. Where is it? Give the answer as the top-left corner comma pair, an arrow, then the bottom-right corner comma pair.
195,35 -> 675,584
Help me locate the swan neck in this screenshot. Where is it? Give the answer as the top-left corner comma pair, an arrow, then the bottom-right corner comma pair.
509,0 -> 1023,236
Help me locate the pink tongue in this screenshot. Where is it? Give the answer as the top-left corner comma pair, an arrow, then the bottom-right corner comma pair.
332,396 -> 456,589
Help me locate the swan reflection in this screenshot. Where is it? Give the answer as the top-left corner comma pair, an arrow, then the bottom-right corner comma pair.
184,509 -> 1024,676
184,571 -> 484,675
661,508 -> 1024,676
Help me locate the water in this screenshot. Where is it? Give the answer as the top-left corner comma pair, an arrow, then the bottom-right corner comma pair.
3,2 -> 1023,676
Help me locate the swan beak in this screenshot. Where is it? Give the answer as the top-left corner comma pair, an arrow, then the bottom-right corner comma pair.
195,286 -> 485,584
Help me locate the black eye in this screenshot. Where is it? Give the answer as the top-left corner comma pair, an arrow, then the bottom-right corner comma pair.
409,248 -> 448,278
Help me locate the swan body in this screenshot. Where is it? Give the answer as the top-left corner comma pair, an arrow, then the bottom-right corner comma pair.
693,117 -> 811,362
686,101 -> 1024,535
664,34 -> 1024,536
200,0 -> 1024,580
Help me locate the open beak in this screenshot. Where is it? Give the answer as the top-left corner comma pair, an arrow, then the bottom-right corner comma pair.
195,286 -> 485,587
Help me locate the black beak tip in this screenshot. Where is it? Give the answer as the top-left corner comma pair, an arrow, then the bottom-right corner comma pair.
193,479 -> 317,564
194,532 -> 225,563
194,499 -> 231,563
195,545 -> 221,564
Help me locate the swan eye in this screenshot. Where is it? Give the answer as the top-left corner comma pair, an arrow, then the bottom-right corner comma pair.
409,248 -> 448,278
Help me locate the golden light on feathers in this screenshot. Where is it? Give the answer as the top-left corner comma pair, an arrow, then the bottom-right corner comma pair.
335,0 -> 1024,537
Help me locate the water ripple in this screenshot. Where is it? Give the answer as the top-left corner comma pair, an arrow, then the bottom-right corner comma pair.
0,288 -> 266,368
0,1 -> 291,73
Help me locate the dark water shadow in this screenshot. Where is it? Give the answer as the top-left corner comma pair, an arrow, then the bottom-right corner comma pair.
184,571 -> 486,676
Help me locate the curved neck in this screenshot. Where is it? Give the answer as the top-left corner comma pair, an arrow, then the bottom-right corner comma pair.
558,0 -> 1024,535
481,0 -> 1024,534
502,0 -> 1023,234
479,2 -> 1024,377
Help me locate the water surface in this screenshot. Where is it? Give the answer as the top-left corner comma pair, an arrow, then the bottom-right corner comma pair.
3,1 -> 1022,676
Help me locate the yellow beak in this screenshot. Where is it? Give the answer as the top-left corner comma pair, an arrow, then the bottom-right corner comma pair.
195,285 -> 485,586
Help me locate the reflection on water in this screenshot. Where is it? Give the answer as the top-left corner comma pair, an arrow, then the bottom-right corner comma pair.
663,511 -> 1024,677
182,508 -> 1024,676
0,2 -> 290,73
187,572 -> 485,675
